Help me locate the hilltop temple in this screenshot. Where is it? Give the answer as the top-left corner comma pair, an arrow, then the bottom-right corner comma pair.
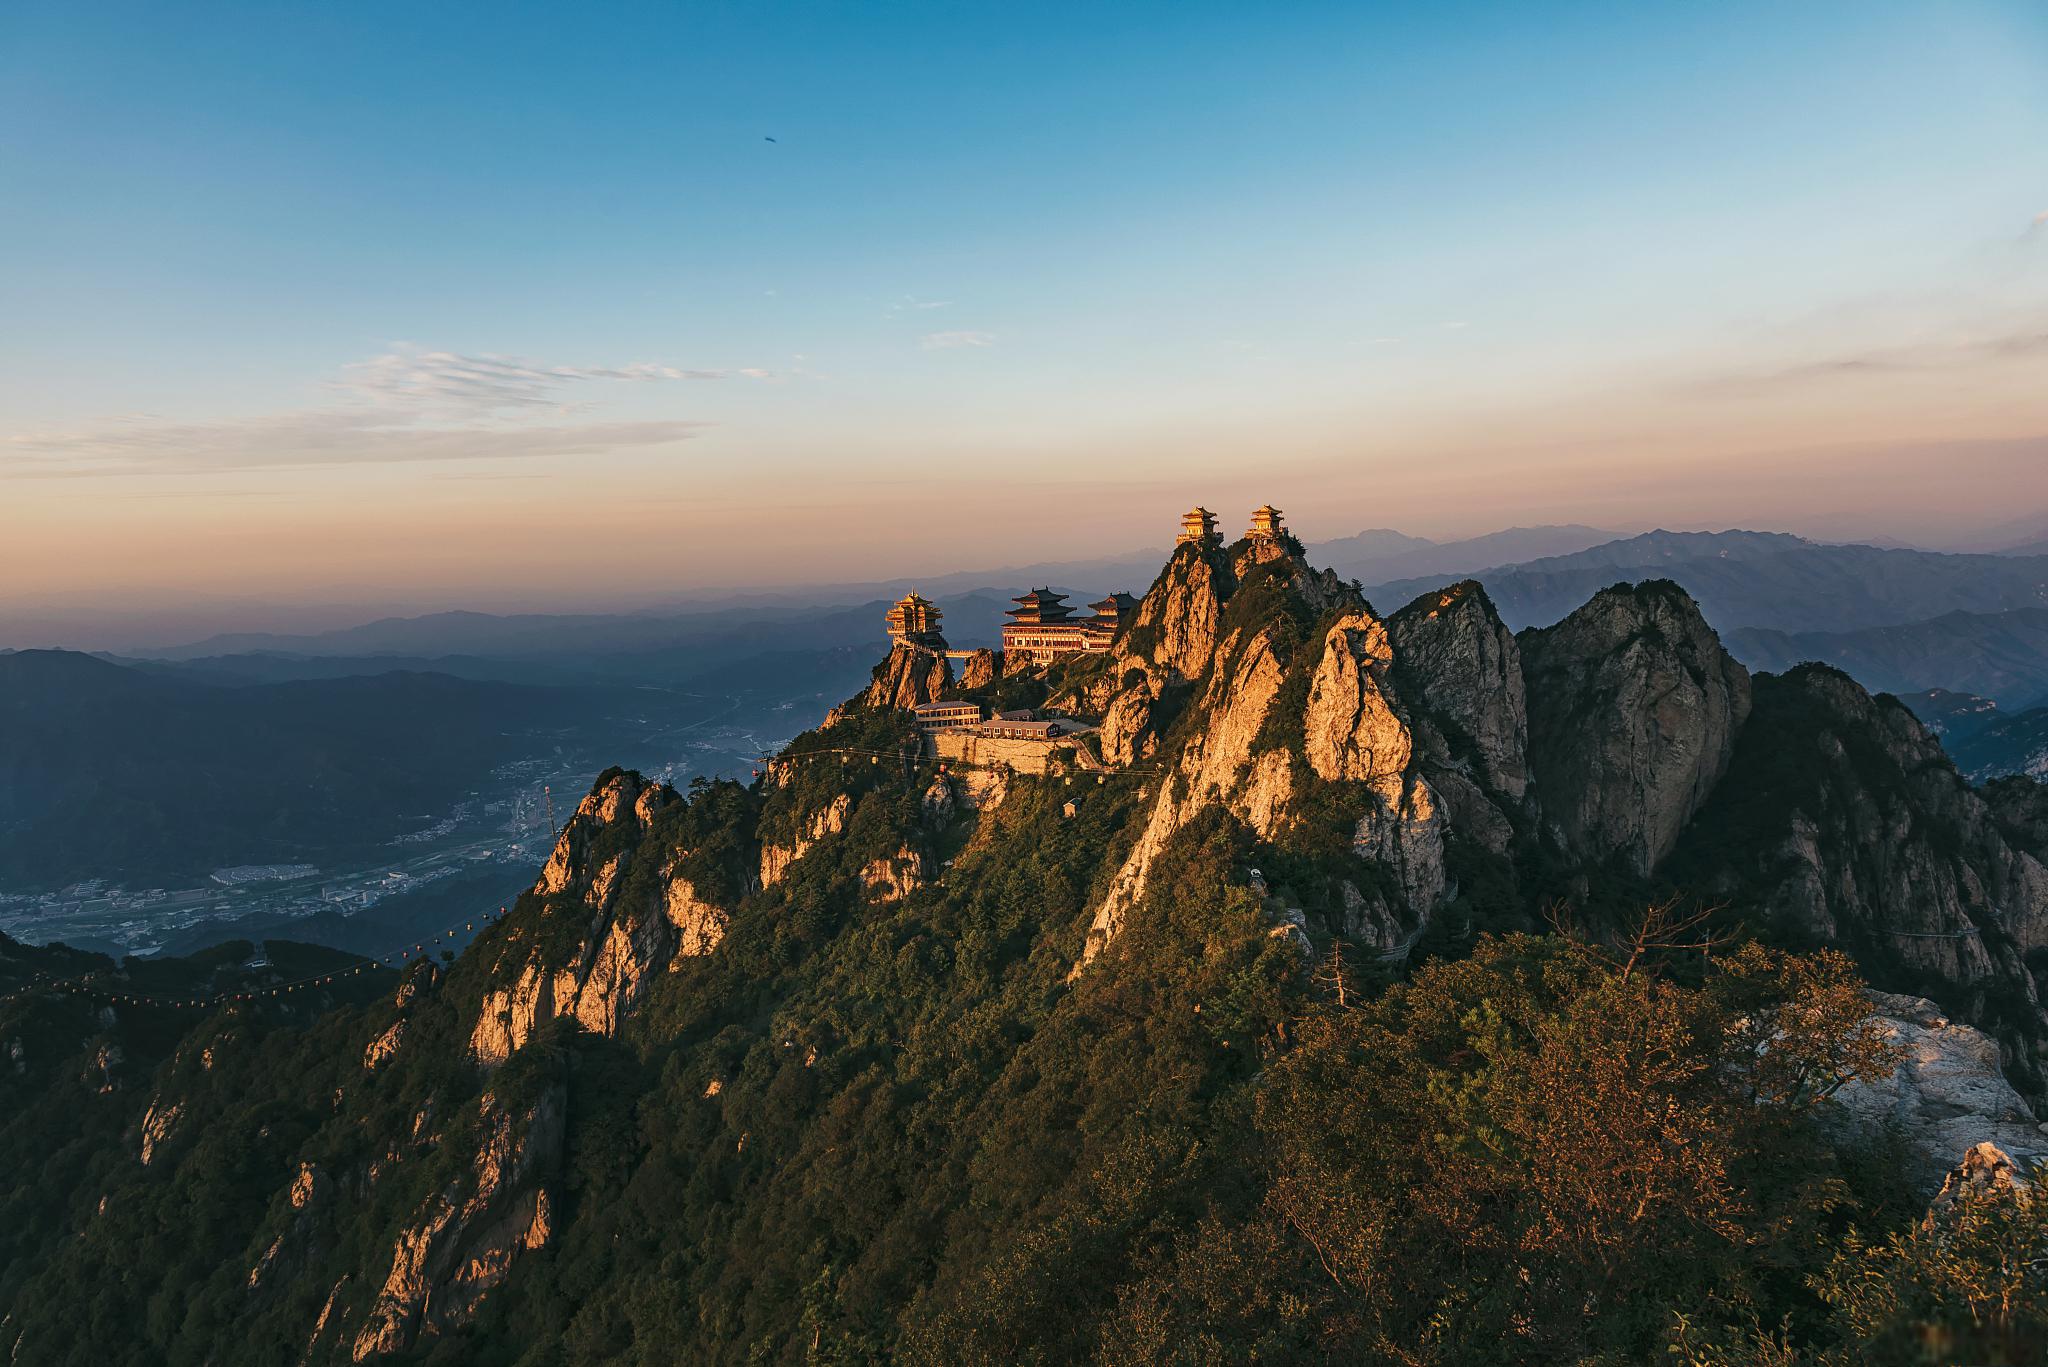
884,592 -> 946,648
883,504 -> 1288,667
998,588 -> 1138,665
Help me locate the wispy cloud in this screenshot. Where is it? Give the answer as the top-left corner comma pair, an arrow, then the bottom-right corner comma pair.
1703,326 -> 2048,391
885,295 -> 953,319
2,344 -> 766,476
920,330 -> 995,350
4,410 -> 708,476
340,344 -> 771,412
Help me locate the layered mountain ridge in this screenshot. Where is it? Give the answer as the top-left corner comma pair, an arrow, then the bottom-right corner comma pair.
5,531 -> 2048,1362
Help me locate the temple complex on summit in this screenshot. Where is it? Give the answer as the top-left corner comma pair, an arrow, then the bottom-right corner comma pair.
886,505 -> 1284,668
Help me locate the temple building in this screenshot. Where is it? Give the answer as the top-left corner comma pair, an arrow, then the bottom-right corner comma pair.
885,592 -> 946,647
1000,587 -> 1131,665
1090,592 -> 1138,629
1177,506 -> 1220,547
1247,504 -> 1286,540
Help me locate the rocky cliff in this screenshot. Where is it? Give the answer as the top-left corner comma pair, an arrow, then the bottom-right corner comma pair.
471,769 -> 742,1066
9,530 -> 2048,1364
1670,665 -> 2048,1099
1522,580 -> 1751,875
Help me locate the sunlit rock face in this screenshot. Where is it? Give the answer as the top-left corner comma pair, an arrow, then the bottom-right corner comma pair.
1303,612 -> 1411,787
1097,681 -> 1157,767
469,770 -> 738,1067
1830,993 -> 2046,1194
956,648 -> 1001,690
350,1086 -> 565,1360
1121,543 -> 1236,686
758,792 -> 852,890
863,644 -> 952,711
1521,580 -> 1750,876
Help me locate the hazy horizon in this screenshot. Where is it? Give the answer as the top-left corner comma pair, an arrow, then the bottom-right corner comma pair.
6,0 -> 2047,613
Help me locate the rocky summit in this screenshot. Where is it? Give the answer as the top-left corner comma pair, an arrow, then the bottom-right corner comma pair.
6,530 -> 2048,1364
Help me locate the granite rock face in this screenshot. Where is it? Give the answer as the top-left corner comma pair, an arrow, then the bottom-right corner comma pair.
1521,580 -> 1750,875
350,1086 -> 565,1360
1829,992 -> 2045,1194
955,649 -> 1001,690
1388,581 -> 1529,801
1673,666 -> 2048,1103
1083,622 -> 1293,964
859,644 -> 952,712
1122,543 -> 1236,685
470,771 -> 738,1067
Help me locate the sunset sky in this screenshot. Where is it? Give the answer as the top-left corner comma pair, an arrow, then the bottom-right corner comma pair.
5,0 -> 2047,619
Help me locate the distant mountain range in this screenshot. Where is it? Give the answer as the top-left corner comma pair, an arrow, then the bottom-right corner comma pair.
1728,608 -> 2048,710
1303,524 -> 1622,585
1362,530 -> 2048,635
1898,689 -> 2048,783
0,651 -> 660,887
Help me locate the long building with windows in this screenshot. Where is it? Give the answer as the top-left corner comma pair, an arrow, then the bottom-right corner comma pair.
999,588 -> 1137,665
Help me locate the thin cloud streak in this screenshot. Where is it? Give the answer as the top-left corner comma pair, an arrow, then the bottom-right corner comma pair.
1700,325 -> 2048,392
920,330 -> 995,350
341,345 -> 773,411
4,410 -> 709,475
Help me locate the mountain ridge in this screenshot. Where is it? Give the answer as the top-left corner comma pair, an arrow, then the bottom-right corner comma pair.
4,532 -> 2047,1362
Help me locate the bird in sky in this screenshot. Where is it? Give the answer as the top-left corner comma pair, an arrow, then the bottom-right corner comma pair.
764,136 -> 777,143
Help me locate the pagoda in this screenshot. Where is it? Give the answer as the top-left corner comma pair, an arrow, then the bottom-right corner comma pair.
1088,592 -> 1138,627
1005,588 -> 1075,625
885,592 -> 946,647
1247,504 -> 1286,540
1177,506 -> 1221,547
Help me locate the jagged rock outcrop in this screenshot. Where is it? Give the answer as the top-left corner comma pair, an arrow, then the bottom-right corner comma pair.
1121,544 -> 1235,684
1079,546 -> 1459,965
956,649 -> 1001,690
138,1096 -> 180,1165
470,771 -> 739,1066
1829,993 -> 2045,1193
1521,581 -> 1750,875
351,1085 -> 565,1360
1098,680 -> 1157,767
1304,612 -> 1411,786
860,644 -> 951,711
1303,611 -> 1447,914
248,1163 -> 334,1293
1925,1142 -> 2030,1228
1388,581 -> 1529,800
363,1021 -> 406,1072
861,846 -> 928,903
759,792 -> 852,889
1673,666 -> 2048,1100
1082,622 -> 1292,963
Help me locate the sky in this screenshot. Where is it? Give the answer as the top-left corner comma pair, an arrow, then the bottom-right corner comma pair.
4,0 -> 2047,622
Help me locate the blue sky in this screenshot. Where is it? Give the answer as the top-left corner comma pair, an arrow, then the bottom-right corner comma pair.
4,0 -> 2046,608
